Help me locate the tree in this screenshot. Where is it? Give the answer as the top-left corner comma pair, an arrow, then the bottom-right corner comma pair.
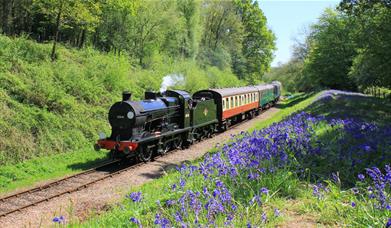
198,0 -> 244,70
31,0 -> 102,60
235,0 -> 276,84
339,0 -> 391,89
176,0 -> 201,59
304,8 -> 357,91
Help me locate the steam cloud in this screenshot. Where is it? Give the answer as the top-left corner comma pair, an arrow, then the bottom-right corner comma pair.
160,73 -> 185,92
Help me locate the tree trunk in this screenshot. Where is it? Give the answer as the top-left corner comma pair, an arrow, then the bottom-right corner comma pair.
213,9 -> 227,51
2,0 -> 9,34
51,2 -> 63,61
79,29 -> 86,48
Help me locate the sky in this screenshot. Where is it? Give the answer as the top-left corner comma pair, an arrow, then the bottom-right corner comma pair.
258,0 -> 339,66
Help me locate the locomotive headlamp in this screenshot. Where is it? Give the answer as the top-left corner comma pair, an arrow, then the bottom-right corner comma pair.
124,146 -> 132,154
127,111 -> 134,119
98,132 -> 106,140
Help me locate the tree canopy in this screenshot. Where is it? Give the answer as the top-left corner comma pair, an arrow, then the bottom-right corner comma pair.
265,2 -> 391,92
0,0 -> 276,84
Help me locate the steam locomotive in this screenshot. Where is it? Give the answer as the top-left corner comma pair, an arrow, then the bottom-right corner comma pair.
94,82 -> 282,161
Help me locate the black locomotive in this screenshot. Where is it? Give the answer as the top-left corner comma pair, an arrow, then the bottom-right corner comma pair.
95,82 -> 281,161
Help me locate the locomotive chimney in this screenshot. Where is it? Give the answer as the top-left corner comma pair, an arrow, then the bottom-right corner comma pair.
122,91 -> 132,101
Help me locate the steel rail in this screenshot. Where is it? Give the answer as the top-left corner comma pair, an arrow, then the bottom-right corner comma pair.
0,159 -> 121,217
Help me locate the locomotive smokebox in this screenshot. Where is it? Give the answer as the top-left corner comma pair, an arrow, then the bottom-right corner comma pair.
122,91 -> 132,101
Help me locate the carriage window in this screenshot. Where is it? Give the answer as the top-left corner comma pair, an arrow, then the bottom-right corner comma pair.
222,99 -> 225,110
225,98 -> 229,109
235,96 -> 239,106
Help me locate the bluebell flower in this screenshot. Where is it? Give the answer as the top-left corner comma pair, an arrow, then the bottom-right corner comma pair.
127,191 -> 142,202
274,208 -> 280,217
130,217 -> 142,227
52,216 -> 64,223
386,218 -> 391,228
351,202 -> 356,207
166,199 -> 175,207
260,187 -> 269,195
261,212 -> 267,223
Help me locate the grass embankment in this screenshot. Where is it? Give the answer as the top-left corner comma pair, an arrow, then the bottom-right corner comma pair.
75,91 -> 390,227
0,35 -> 242,167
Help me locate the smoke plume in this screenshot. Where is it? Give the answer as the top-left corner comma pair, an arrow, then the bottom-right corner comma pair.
160,73 -> 185,92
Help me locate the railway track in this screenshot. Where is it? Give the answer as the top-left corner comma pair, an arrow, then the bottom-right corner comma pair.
0,107 -> 272,219
0,159 -> 144,218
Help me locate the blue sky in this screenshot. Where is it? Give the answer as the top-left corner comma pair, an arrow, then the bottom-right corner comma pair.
258,0 -> 339,66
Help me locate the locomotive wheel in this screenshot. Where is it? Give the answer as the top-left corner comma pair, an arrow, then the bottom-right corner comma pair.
138,146 -> 152,162
159,142 -> 170,155
173,138 -> 183,149
108,150 -> 117,160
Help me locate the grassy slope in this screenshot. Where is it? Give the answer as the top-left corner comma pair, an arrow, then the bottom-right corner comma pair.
0,35 -> 242,193
79,93 -> 390,227
77,93 -> 319,227
0,35 -> 243,166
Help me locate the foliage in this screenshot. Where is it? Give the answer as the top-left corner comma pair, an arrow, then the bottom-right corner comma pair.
235,0 -> 276,84
342,3 -> 391,89
0,0 -> 275,82
304,9 -> 357,91
266,4 -> 391,92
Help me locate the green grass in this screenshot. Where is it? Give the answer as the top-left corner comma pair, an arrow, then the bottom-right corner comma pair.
0,149 -> 108,194
250,92 -> 319,131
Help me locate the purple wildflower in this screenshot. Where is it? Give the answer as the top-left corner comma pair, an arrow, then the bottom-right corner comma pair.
261,212 -> 267,223
386,218 -> 391,228
130,217 -> 142,227
52,216 -> 65,224
260,187 -> 269,195
127,191 -> 142,202
274,208 -> 280,217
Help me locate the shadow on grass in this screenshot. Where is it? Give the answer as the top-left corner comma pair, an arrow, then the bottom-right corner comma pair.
67,155 -> 110,171
276,93 -> 314,109
305,94 -> 391,125
296,93 -> 391,188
